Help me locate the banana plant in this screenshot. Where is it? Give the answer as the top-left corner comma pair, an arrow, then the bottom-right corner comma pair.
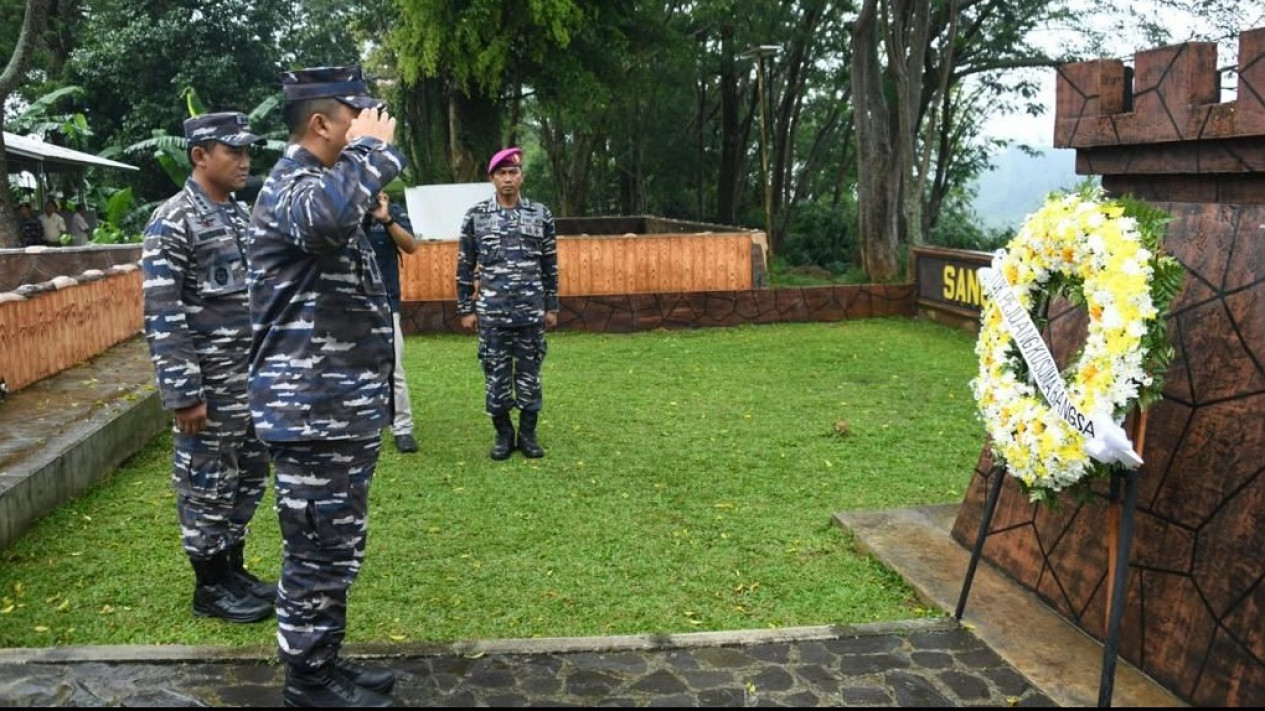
7,86 -> 93,150
112,86 -> 285,190
88,186 -> 143,244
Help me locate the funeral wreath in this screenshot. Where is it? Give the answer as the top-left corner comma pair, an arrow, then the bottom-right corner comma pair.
971,186 -> 1185,504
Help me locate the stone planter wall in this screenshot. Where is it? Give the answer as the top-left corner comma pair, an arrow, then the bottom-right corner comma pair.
952,28 -> 1265,707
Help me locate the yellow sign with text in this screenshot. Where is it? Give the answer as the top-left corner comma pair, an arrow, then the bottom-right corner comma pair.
912,247 -> 992,317
942,264 -> 984,309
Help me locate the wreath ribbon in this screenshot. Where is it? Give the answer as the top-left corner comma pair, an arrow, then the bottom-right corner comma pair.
979,252 -> 1143,469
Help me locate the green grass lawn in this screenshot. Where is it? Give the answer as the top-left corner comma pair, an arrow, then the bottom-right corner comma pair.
0,319 -> 985,649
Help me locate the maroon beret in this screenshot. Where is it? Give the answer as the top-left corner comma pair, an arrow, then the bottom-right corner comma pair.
487,147 -> 523,174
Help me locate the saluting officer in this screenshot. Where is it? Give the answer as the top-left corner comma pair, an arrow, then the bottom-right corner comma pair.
246,66 -> 403,708
457,147 -> 560,460
140,111 -> 275,625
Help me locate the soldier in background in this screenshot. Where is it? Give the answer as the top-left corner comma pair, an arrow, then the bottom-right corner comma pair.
457,147 -> 560,460
246,66 -> 403,708
140,112 -> 274,625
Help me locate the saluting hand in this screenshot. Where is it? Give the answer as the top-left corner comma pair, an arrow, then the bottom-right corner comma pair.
346,107 -> 397,146
371,192 -> 391,223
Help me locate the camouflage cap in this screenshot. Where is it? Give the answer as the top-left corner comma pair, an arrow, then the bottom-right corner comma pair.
280,65 -> 384,111
183,112 -> 265,147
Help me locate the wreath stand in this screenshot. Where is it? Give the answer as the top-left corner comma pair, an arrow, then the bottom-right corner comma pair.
954,410 -> 1148,708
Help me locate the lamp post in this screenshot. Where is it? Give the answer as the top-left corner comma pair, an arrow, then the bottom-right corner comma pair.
739,44 -> 780,287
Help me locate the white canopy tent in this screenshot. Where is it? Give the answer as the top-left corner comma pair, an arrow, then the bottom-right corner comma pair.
3,131 -> 138,172
4,131 -> 137,222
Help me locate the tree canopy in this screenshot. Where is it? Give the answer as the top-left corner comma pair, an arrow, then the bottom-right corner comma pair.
2,0 -> 1255,267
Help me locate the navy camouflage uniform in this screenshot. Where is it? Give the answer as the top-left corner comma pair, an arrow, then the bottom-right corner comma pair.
456,195 -> 559,415
141,178 -> 269,562
247,122 -> 405,668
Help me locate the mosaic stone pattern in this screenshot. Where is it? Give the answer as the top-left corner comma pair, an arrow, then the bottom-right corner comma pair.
400,284 -> 916,335
954,27 -> 1265,705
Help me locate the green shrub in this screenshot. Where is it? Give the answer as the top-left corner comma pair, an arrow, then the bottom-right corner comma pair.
779,201 -> 858,272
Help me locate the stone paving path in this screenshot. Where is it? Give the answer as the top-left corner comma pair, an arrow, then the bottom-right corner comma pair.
0,619 -> 1058,707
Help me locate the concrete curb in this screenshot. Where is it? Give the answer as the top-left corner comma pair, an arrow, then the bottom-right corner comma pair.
0,388 -> 165,551
0,618 -> 959,665
833,504 -> 1188,708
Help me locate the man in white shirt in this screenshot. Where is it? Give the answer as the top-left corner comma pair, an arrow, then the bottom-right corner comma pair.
38,199 -> 67,245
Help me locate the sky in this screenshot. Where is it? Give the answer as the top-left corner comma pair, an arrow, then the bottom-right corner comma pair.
979,3 -> 1258,146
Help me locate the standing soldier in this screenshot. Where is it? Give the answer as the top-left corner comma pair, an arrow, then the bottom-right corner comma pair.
140,112 -> 274,625
457,147 -> 559,460
247,66 -> 402,708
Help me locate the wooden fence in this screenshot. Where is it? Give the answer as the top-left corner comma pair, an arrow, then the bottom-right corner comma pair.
0,269 -> 142,392
400,233 -> 755,301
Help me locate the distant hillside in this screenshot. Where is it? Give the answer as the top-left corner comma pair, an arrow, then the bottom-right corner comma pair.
970,146 -> 1082,230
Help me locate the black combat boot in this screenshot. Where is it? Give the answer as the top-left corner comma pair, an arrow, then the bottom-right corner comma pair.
190,553 -> 273,623
226,541 -> 277,603
490,412 -> 515,460
282,663 -> 393,707
517,410 -> 545,458
334,657 -> 397,694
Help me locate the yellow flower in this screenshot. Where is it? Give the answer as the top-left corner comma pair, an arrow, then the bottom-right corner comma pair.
974,190 -> 1166,498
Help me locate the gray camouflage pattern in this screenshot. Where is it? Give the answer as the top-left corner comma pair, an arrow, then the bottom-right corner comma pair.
270,438 -> 379,670
247,135 -> 404,670
478,325 -> 547,414
141,179 -> 267,558
456,196 -> 559,327
458,196 -> 558,415
246,139 -> 405,443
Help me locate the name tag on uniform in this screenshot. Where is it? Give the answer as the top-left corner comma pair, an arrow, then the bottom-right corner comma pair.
521,214 -> 544,238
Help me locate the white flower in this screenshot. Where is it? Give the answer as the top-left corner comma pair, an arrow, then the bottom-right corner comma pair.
974,192 -> 1167,499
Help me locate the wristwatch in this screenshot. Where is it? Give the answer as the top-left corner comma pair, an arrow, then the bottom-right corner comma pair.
380,216 -> 395,227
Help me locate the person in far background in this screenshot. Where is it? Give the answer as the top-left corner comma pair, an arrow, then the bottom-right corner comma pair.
69,204 -> 91,245
363,190 -> 420,454
18,203 -> 43,247
38,199 -> 67,246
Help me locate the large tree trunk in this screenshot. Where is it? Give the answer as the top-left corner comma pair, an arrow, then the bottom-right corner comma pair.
1,0 -> 52,249
888,0 -> 931,253
398,77 -> 446,186
850,0 -> 899,281
851,0 -> 931,281
445,91 -> 502,183
397,77 -> 502,185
